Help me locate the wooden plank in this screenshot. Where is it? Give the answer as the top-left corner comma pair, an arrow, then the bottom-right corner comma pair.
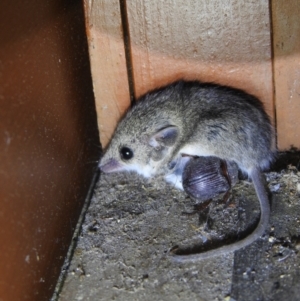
272,0 -> 300,150
83,0 -> 130,148
126,0 -> 274,121
0,0 -> 100,300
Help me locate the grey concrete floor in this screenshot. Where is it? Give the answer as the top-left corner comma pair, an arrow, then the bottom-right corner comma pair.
54,154 -> 300,301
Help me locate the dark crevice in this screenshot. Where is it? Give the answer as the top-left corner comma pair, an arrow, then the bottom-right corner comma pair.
271,150 -> 300,171
119,0 -> 136,106
268,0 -> 278,148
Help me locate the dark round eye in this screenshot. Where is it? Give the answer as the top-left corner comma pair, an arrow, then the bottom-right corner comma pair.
120,147 -> 134,160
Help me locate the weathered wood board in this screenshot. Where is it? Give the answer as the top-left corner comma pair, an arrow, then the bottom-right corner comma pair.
84,0 -> 300,150
272,0 -> 300,150
126,0 -> 273,118
83,0 -> 130,147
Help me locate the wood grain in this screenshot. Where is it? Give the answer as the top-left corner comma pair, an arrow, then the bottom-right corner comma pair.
83,0 -> 131,148
272,0 -> 300,150
84,0 -> 300,150
0,0 -> 100,299
126,0 -> 274,121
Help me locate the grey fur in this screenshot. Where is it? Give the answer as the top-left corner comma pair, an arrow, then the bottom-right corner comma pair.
100,80 -> 276,261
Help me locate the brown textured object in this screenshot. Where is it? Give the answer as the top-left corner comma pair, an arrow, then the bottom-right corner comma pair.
272,0 -> 300,150
0,0 -> 100,300
182,157 -> 239,201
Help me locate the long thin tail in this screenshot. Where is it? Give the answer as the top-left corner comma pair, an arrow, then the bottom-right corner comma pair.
170,167 -> 270,262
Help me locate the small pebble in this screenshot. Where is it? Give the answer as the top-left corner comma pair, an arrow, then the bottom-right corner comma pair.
297,183 -> 300,195
270,183 -> 281,192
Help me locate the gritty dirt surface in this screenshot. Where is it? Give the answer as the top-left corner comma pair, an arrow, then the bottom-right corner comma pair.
56,155 -> 300,301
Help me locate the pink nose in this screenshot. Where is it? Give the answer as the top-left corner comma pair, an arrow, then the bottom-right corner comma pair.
99,158 -> 124,173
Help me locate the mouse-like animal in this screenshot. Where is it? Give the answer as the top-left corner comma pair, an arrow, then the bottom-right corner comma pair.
100,80 -> 276,261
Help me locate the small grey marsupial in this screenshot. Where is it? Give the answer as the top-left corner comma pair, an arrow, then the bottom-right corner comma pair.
100,80 -> 276,262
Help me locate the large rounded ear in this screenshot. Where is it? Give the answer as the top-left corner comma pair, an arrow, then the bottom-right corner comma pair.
148,126 -> 179,149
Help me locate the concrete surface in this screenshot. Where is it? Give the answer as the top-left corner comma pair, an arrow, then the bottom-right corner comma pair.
54,154 -> 300,301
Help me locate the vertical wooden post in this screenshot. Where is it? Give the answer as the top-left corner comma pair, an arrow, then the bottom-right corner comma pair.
272,0 -> 300,150
0,0 -> 100,300
83,0 -> 131,148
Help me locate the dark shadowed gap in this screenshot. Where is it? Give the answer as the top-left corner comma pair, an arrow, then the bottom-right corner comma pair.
119,0 -> 136,106
269,0 -> 278,148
